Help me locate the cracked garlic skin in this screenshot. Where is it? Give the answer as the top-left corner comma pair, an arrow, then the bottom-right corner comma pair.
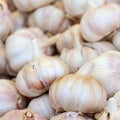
80,3 -> 120,42
28,5 -> 70,35
49,74 -> 107,113
6,28 -> 53,74
28,94 -> 55,119
0,109 -> 46,120
50,112 -> 94,120
0,79 -> 27,117
0,1 -> 14,42
13,0 -> 55,12
63,0 -> 105,18
77,50 -> 120,97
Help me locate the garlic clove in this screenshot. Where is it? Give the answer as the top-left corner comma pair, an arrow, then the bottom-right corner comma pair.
28,5 -> 70,35
28,94 -> 55,119
80,3 -> 120,42
49,74 -> 107,113
0,79 -> 27,116
0,109 -> 46,120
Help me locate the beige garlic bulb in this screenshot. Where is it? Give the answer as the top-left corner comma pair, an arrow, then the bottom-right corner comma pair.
0,109 -> 46,120
80,3 -> 120,42
0,79 -> 27,117
49,74 -> 107,113
63,0 -> 105,18
28,5 -> 70,35
0,1 -> 14,42
50,112 -> 94,120
77,50 -> 120,97
6,28 -> 54,74
12,10 -> 28,31
28,94 -> 55,119
16,39 -> 69,97
112,31 -> 120,51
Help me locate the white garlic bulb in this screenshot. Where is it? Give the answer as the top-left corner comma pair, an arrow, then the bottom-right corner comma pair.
112,31 -> 120,51
0,79 -> 27,117
6,28 -> 54,74
0,1 -> 14,42
13,0 -> 55,12
50,112 -> 94,120
63,0 -> 105,18
77,50 -> 120,97
28,5 -> 70,35
0,109 -> 46,120
80,3 -> 120,42
16,39 -> 69,97
49,74 -> 107,113
28,94 -> 55,119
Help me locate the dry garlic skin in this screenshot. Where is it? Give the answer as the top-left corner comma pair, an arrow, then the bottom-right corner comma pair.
0,1 -> 14,42
80,3 -> 120,42
13,0 -> 55,12
0,80 -> 27,116
49,74 -> 107,113
16,56 -> 69,97
28,94 -> 55,119
28,5 -> 70,35
0,109 -> 46,120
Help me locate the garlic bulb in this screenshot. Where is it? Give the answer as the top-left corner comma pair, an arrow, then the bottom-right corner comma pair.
50,112 -> 94,120
0,79 -> 27,116
28,94 -> 55,119
13,0 -> 55,12
49,74 -> 107,113
80,3 -> 120,42
6,28 -> 54,74
28,5 -> 70,35
63,0 -> 105,18
16,39 -> 69,97
112,31 -> 120,51
0,109 -> 46,120
77,50 -> 120,97
0,1 -> 14,42
12,10 -> 28,31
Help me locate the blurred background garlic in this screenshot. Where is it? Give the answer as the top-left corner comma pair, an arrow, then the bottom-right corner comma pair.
77,50 -> 120,97
5,27 -> 54,75
12,10 -> 28,31
80,3 -> 120,42
28,94 -> 55,119
28,5 -> 70,35
108,0 -> 120,4
112,31 -> 120,51
63,0 -> 105,18
50,112 -> 94,120
0,109 -> 46,120
49,74 -> 107,113
0,0 -> 15,43
13,0 -> 55,12
16,39 -> 69,97
0,79 -> 27,117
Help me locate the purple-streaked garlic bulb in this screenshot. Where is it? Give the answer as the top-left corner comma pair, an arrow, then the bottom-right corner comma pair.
12,10 -> 28,31
16,39 -> 69,97
0,109 -> 46,120
0,79 -> 27,117
28,94 -> 55,119
6,28 -> 54,74
50,112 -> 94,120
77,50 -> 120,97
63,0 -> 105,18
13,0 -> 55,12
28,5 -> 70,35
49,74 -> 107,113
0,0 -> 14,42
80,3 -> 120,42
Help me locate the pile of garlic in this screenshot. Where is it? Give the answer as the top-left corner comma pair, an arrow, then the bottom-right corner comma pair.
0,0 -> 120,120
